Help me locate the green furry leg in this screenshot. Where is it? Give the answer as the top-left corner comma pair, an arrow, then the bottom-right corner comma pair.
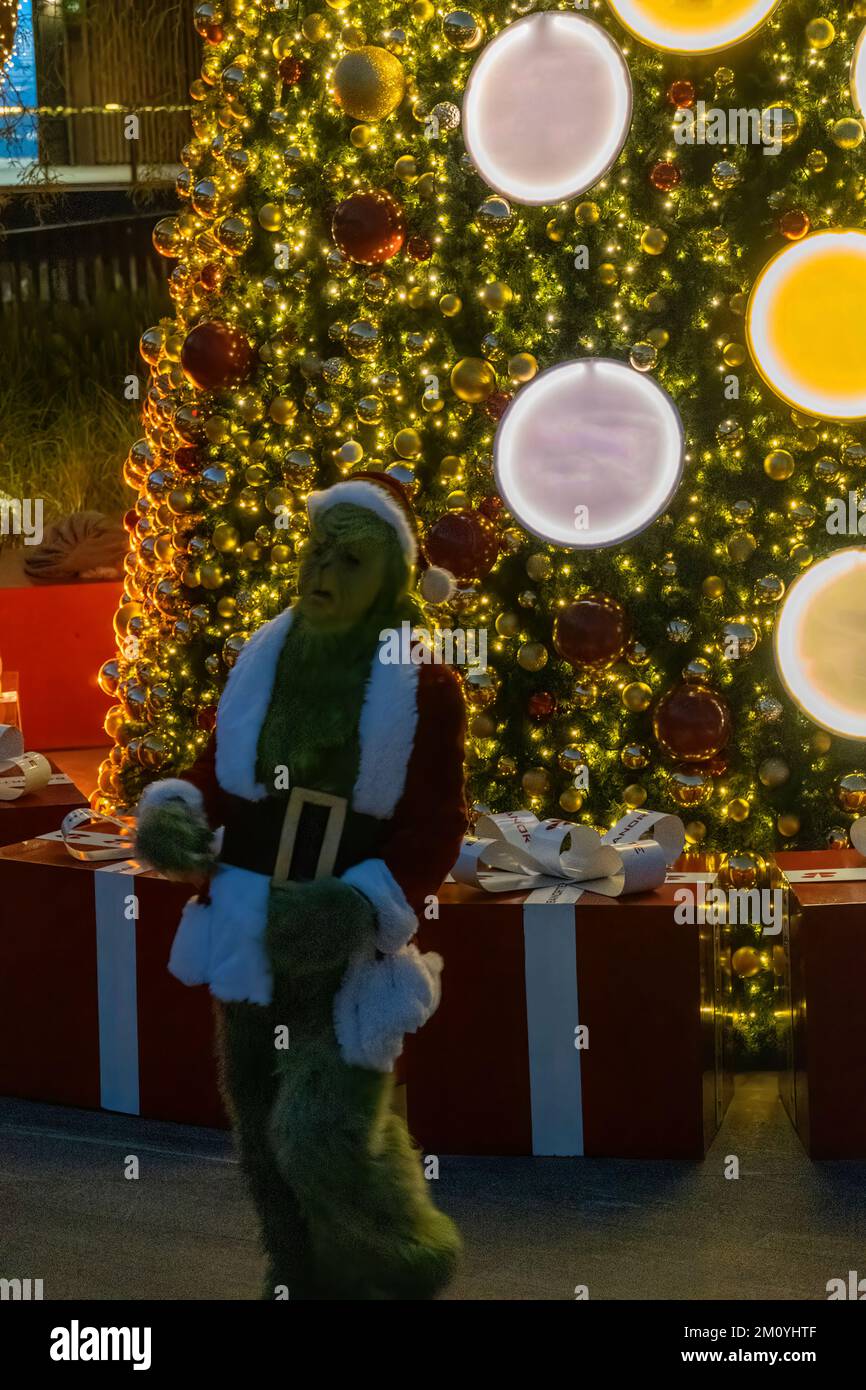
269,1038 -> 461,1300
216,1002 -> 318,1299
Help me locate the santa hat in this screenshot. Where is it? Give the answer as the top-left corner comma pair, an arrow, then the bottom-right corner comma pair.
306,473 -> 456,603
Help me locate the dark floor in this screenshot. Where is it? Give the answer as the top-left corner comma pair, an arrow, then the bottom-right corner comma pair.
2,1073 -> 864,1300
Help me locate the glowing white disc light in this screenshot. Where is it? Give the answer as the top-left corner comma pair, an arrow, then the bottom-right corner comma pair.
774,549 -> 866,740
746,231 -> 866,422
493,359 -> 684,550
851,27 -> 866,116
605,0 -> 780,53
462,13 -> 632,206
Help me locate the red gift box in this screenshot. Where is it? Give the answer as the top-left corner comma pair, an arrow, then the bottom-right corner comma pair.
404,859 -> 735,1158
0,580 -> 120,748
0,759 -> 88,848
0,834 -> 227,1128
776,850 -> 866,1158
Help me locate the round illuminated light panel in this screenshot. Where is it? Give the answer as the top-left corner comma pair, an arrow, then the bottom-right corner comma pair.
746,230 -> 866,421
605,0 -> 780,53
462,12 -> 632,206
493,358 -> 684,550
774,549 -> 866,740
851,27 -> 866,116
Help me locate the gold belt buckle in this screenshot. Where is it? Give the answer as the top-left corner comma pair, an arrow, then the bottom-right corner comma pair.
271,787 -> 348,885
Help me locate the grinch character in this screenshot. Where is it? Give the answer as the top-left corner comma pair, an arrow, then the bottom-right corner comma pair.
135,475 -> 468,1300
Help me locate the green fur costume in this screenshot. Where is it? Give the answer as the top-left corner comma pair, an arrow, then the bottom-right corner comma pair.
136,498 -> 466,1299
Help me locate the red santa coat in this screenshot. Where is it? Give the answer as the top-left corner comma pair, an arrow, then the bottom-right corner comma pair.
137,605 -> 469,1071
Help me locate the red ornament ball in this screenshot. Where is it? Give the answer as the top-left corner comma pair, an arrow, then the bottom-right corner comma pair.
779,209 -> 810,241
528,691 -> 558,721
198,262 -> 225,292
181,320 -> 257,391
279,55 -> 303,86
485,390 -> 512,421
196,705 -> 217,732
174,445 -> 201,474
667,79 -> 695,109
424,509 -> 500,582
478,493 -> 504,521
203,21 -> 224,44
650,160 -> 682,192
552,593 -> 630,670
332,189 -> 406,265
653,683 -> 732,763
406,233 -> 432,262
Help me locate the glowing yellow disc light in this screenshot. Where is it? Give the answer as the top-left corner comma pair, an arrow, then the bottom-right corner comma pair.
462,12 -> 632,206
774,549 -> 866,740
851,27 -> 866,116
746,231 -> 866,421
605,0 -> 779,53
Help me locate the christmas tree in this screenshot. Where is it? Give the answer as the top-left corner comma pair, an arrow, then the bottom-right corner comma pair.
99,1 -> 866,1056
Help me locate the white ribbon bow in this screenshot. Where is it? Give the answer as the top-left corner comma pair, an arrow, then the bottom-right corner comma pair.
0,724 -> 53,802
452,808 -> 685,901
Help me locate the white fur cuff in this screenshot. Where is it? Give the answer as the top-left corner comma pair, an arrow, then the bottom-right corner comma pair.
341,858 -> 418,953
137,778 -> 205,820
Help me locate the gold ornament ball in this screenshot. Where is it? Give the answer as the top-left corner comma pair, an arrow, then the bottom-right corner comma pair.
443,10 -> 485,51
831,118 -> 864,150
350,124 -> 373,148
258,202 -> 281,232
393,428 -> 422,459
478,280 -> 512,311
517,641 -> 548,672
622,681 -> 653,713
759,757 -> 790,788
727,531 -> 757,563
732,947 -> 762,979
722,342 -> 746,368
702,575 -> 725,600
640,226 -> 668,256
451,356 -> 496,403
670,770 -> 708,806
469,712 -> 496,739
575,200 -> 600,226
439,293 -> 462,317
476,196 -> 514,236
302,14 -> 330,42
526,553 -> 552,581
558,745 -> 586,774
764,448 -> 794,481
837,772 -> 866,813
497,755 -> 517,777
805,17 -> 835,48
719,852 -> 766,890
827,826 -> 850,850
522,768 -> 551,798
464,668 -> 500,707
559,787 -> 585,813
623,784 -> 647,809
622,743 -> 650,770
598,262 -> 618,286
269,397 -> 297,425
495,611 -> 521,638
810,730 -> 832,755
412,0 -> 435,19
727,797 -> 751,823
333,47 -> 405,122
212,522 -> 240,553
509,353 -> 537,383
684,820 -> 707,845
777,813 -> 801,838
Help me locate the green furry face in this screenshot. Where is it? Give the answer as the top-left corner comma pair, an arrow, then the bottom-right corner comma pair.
297,502 -> 406,631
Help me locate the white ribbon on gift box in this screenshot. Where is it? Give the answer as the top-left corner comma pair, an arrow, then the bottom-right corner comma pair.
39,809 -> 144,1115
451,807 -> 685,905
0,724 -> 53,802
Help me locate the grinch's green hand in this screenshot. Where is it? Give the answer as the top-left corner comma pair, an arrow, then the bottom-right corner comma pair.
267,876 -> 375,977
135,800 -> 215,879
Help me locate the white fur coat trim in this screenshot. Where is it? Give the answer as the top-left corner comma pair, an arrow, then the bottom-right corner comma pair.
333,942 -> 443,1073
168,864 -> 273,1006
138,778 -> 204,817
214,606 -> 420,819
342,858 -> 418,953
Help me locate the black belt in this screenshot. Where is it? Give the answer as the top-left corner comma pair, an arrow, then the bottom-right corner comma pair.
219,789 -> 384,881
